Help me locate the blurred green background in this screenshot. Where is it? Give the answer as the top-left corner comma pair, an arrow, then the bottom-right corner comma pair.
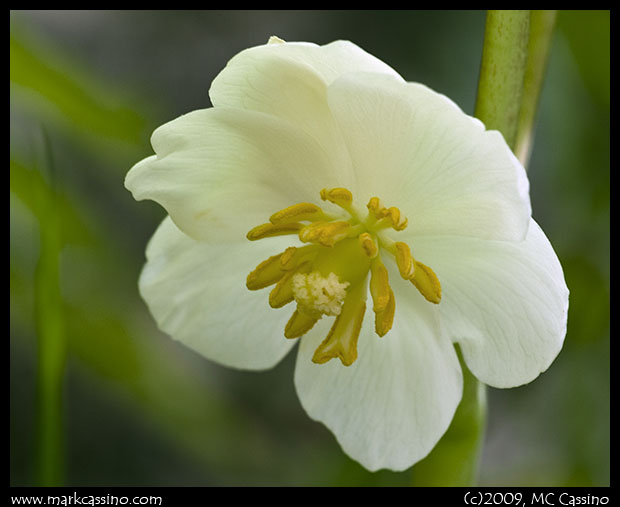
10,10 -> 609,486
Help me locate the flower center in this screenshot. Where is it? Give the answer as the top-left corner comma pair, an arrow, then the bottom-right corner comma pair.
246,188 -> 441,366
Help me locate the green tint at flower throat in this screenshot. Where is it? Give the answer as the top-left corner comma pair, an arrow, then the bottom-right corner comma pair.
246,188 -> 441,366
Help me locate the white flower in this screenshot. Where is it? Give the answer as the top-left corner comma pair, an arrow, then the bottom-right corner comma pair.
125,37 -> 569,472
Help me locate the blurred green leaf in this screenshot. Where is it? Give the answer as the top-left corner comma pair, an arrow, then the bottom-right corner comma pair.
562,256 -> 609,344
33,130 -> 66,486
10,23 -> 149,158
557,10 -> 610,108
10,158 -> 94,247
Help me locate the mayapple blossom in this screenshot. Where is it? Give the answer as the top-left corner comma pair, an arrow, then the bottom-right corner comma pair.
125,36 -> 569,472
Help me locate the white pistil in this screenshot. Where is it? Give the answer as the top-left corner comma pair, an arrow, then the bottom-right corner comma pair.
292,272 -> 350,317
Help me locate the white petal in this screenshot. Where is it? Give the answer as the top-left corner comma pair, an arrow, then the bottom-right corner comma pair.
125,108 -> 345,242
294,272 -> 462,471
326,72 -> 532,241
210,39 -> 402,115
139,217 -> 297,370
412,220 -> 569,388
209,41 -> 348,175
208,40 -> 403,185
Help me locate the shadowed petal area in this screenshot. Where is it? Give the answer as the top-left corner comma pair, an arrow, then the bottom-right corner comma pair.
125,108 -> 345,243
294,271 -> 462,471
412,220 -> 569,388
139,217 -> 297,370
326,72 -> 532,242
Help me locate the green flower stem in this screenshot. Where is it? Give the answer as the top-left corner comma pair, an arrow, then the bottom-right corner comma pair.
34,129 -> 66,486
411,349 -> 487,486
475,10 -> 558,169
514,10 -> 558,168
474,10 -> 531,151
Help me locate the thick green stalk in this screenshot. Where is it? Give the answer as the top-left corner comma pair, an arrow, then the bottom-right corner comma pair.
475,10 -> 531,150
514,10 -> 558,167
34,130 -> 66,486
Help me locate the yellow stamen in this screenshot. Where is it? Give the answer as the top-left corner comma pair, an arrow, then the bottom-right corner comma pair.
246,252 -> 285,290
284,309 -> 319,339
299,221 -> 351,247
269,202 -> 328,224
269,268 -> 302,308
358,232 -> 378,258
410,261 -> 442,304
279,247 -> 298,269
312,283 -> 367,366
367,197 -> 384,217
320,187 -> 353,209
247,222 -> 302,241
280,245 -> 318,271
386,207 -> 408,231
387,207 -> 400,224
367,198 -> 408,231
369,258 -> 391,313
246,187 -> 442,367
394,241 -> 415,279
374,287 -> 395,337
369,257 -> 395,336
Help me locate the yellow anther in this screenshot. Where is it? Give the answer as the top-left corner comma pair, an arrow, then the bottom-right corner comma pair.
367,197 -> 384,217
285,309 -> 319,339
246,252 -> 286,290
270,261 -> 313,308
279,247 -> 298,269
269,202 -> 327,224
299,221 -> 351,247
369,259 -> 391,313
358,232 -> 378,258
393,216 -> 408,231
367,198 -> 407,231
410,261 -> 442,304
269,269 -> 297,308
247,222 -> 302,241
279,245 -> 318,272
312,283 -> 367,366
394,242 -> 416,280
387,207 -> 400,223
320,187 -> 353,208
386,207 -> 408,231
374,287 -> 395,337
